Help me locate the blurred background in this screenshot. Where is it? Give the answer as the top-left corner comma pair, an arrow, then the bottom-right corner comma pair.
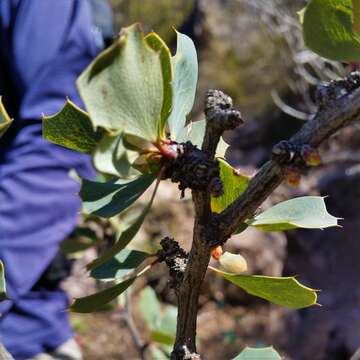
61,1 -> 360,359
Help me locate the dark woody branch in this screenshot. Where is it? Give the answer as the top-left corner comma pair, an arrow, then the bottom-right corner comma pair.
216,72 -> 360,242
171,73 -> 360,359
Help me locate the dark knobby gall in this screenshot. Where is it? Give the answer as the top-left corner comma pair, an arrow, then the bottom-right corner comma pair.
159,237 -> 188,288
205,89 -> 243,131
163,142 -> 223,198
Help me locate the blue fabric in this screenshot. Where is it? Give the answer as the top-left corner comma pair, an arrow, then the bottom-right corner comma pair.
0,1 -> 100,358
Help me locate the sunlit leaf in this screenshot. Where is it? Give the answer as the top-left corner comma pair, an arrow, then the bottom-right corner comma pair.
0,260 -> 8,301
211,159 -> 250,213
232,347 -> 282,360
42,99 -> 104,153
176,119 -> 229,157
90,249 -> 148,281
0,98 -> 13,138
353,0 -> 360,36
210,267 -> 318,309
80,174 -> 155,218
247,196 -> 339,231
145,32 -> 172,137
93,134 -> 139,178
302,0 -> 360,61
78,23 -> 165,141
169,31 -> 198,139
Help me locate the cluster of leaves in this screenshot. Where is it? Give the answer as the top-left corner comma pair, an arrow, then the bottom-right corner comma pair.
41,23 -> 341,315
0,98 -> 12,301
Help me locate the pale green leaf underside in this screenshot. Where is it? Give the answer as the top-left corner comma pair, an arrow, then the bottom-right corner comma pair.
78,23 -> 164,141
139,287 -> 162,330
0,260 -> 8,301
145,32 -> 173,138
211,267 -> 318,309
169,31 -> 198,139
232,347 -> 282,360
90,249 -> 148,281
248,196 -> 339,231
0,98 -> 13,138
80,174 -> 155,218
139,287 -> 177,346
303,0 -> 360,61
93,133 -> 139,179
42,99 -> 103,153
211,159 -> 250,213
153,306 -> 177,345
176,119 -> 229,157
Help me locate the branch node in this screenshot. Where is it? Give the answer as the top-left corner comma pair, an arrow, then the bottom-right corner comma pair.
271,140 -> 320,168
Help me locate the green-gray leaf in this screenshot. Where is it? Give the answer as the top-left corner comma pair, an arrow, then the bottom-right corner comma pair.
42,99 -> 104,153
247,196 -> 339,231
145,32 -> 172,138
232,347 -> 281,360
139,286 -> 162,329
176,119 -> 229,157
169,31 -> 198,139
302,0 -> 360,62
93,134 -> 139,178
211,159 -> 250,213
90,249 -> 148,281
210,267 -> 318,309
0,98 -> 13,138
87,183 -> 158,270
78,23 -> 164,141
69,277 -> 135,313
0,261 -> 8,301
153,306 -> 177,345
139,287 -> 177,346
80,174 -> 155,218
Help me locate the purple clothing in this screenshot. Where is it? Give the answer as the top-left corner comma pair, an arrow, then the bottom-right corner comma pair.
0,1 -> 99,358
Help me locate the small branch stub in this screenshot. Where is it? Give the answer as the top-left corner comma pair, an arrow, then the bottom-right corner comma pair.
204,89 -> 243,131
203,89 -> 244,157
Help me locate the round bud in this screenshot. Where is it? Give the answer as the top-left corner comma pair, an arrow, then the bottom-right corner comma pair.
219,252 -> 248,274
